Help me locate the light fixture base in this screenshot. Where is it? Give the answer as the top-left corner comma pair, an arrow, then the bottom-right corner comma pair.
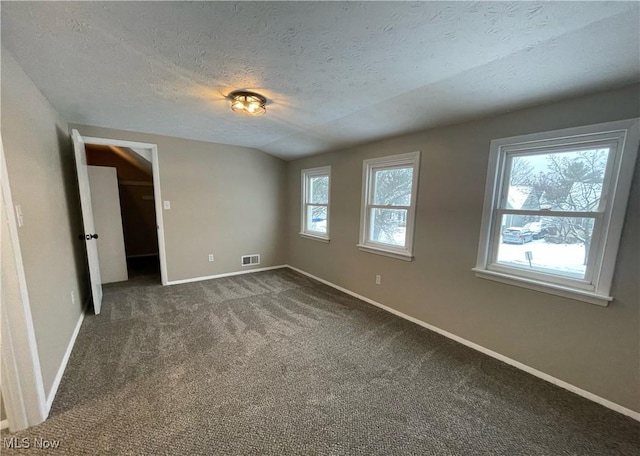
229,90 -> 267,116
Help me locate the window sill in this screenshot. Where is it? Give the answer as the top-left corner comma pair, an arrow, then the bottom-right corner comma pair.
472,268 -> 612,307
357,244 -> 413,261
299,233 -> 330,243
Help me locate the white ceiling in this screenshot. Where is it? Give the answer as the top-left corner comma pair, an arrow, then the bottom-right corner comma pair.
2,2 -> 639,160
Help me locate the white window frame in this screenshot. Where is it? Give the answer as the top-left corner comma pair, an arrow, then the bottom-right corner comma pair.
473,119 -> 639,306
300,166 -> 331,242
358,151 -> 420,261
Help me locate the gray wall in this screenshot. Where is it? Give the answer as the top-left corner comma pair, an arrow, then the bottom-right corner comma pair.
1,49 -> 87,394
286,84 -> 640,412
2,50 -> 286,419
69,124 -> 288,282
3,46 -> 637,420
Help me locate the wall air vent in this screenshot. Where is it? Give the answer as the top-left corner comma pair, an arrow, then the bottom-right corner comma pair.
241,254 -> 260,266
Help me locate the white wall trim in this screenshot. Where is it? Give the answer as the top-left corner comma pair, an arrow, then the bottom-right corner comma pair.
1,142 -> 47,431
359,151 -> 420,259
166,265 -> 288,286
474,119 -> 639,306
300,165 -> 332,240
0,420 -> 8,431
299,232 -> 330,243
44,303 -> 87,415
285,265 -> 640,422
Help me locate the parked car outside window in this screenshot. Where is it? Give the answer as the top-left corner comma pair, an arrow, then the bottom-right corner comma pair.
523,222 -> 549,240
502,227 -> 533,244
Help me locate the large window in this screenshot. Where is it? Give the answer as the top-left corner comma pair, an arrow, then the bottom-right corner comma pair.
474,119 -> 639,306
300,166 -> 330,242
358,152 -> 420,260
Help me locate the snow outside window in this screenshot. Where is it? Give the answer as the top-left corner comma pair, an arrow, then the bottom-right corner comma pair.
358,152 -> 420,260
474,119 -> 639,306
300,166 -> 330,242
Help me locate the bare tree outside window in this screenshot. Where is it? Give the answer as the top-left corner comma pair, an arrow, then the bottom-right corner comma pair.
371,167 -> 413,245
309,176 -> 329,228
360,151 -> 420,259
509,149 -> 608,265
476,120 -> 638,305
301,167 -> 331,239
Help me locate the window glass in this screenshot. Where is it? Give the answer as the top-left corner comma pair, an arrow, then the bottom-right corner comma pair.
496,214 -> 594,280
306,205 -> 327,233
505,148 -> 610,212
474,119 -> 639,306
373,167 -> 413,206
309,176 -> 329,204
301,167 -> 330,240
359,152 -> 420,259
369,208 -> 408,246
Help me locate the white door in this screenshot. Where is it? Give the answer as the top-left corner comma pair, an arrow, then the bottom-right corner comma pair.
72,130 -> 103,314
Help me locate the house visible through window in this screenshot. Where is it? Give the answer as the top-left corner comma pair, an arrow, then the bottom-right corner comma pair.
300,166 -> 330,241
474,119 -> 639,306
358,151 -> 420,260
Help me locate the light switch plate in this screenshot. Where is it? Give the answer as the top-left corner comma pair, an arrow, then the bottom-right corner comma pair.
163,200 -> 171,210
15,205 -> 24,227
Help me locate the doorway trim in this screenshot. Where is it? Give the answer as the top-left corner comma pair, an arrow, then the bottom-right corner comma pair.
81,135 -> 168,285
1,141 -> 48,431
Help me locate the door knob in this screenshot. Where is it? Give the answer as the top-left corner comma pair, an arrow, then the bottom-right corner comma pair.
79,234 -> 99,240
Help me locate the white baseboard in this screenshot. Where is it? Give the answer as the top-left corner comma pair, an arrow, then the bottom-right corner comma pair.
285,265 -> 640,422
44,304 -> 86,415
42,267 -> 288,414
166,265 -> 288,286
0,420 -> 8,430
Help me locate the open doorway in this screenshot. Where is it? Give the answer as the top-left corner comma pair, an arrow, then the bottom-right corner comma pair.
72,131 -> 168,307
85,144 -> 160,283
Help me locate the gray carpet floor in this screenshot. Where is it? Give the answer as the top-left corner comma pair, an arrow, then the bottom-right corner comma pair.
2,268 -> 639,455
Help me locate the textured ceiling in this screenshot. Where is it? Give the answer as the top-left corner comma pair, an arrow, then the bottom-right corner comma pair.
2,2 -> 639,160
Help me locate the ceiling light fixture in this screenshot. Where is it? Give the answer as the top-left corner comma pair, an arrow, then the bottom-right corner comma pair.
229,91 -> 267,116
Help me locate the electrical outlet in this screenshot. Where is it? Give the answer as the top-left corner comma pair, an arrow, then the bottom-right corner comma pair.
163,200 -> 171,210
375,274 -> 381,285
208,254 -> 214,262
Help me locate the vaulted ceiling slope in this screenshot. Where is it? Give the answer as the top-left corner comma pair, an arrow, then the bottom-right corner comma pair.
2,2 -> 639,160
